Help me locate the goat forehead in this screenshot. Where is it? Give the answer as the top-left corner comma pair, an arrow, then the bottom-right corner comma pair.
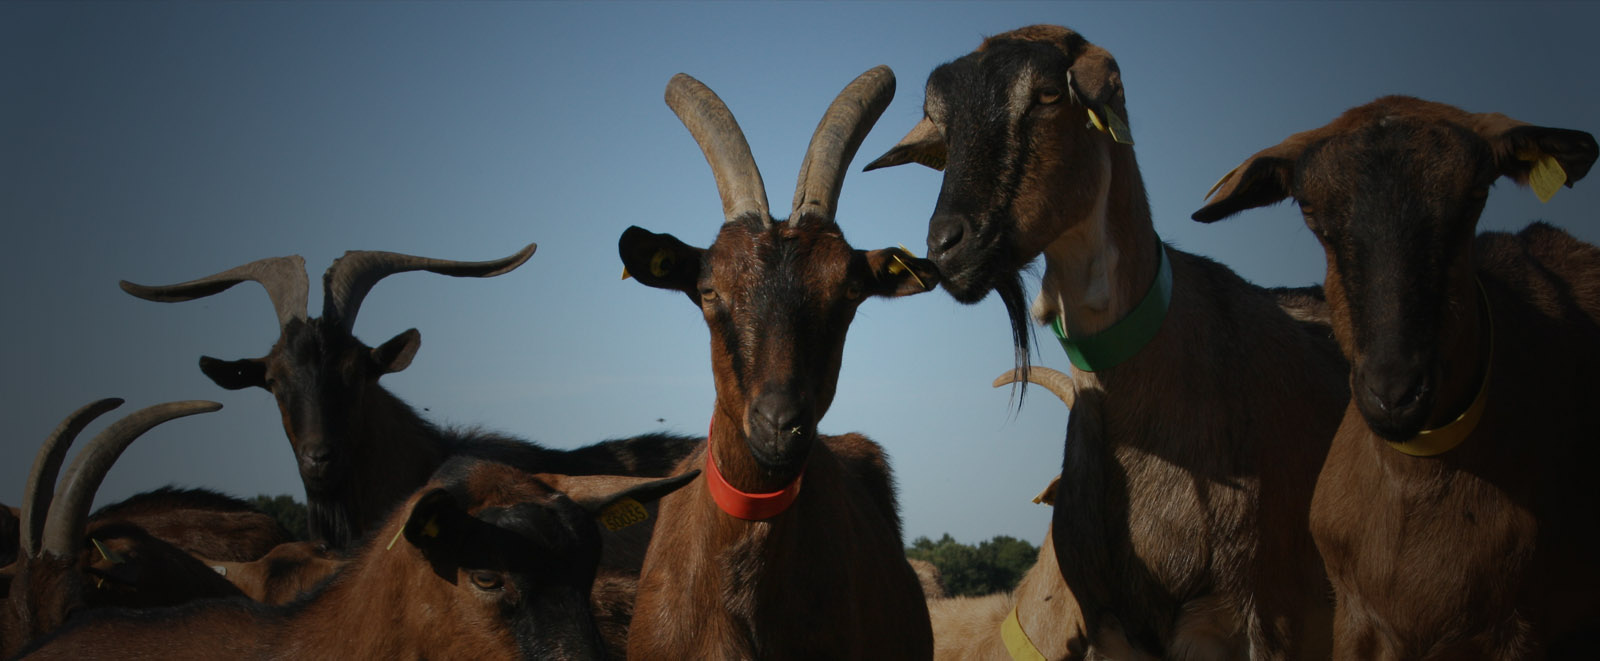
708,224 -> 854,292
1304,121 -> 1488,227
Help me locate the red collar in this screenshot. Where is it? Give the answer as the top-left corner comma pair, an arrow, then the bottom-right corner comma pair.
705,421 -> 803,520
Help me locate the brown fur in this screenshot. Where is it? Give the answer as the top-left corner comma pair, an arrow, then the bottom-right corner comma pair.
200,541 -> 344,605
1196,96 -> 1600,659
871,25 -> 1349,660
21,459 -> 697,659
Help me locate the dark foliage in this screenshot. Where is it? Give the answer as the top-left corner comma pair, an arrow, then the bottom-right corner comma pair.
906,533 -> 1037,597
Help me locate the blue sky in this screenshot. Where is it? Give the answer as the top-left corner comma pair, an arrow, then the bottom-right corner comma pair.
3,2 -> 1597,546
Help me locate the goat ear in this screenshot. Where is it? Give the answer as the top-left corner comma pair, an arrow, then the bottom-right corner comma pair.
1067,44 -> 1132,145
1472,113 -> 1598,199
372,328 -> 421,375
542,469 -> 702,517
619,226 -> 702,297
198,356 -> 268,390
864,247 -> 941,298
402,488 -> 464,561
863,117 -> 947,172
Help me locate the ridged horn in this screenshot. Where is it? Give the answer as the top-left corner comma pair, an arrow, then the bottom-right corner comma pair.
665,73 -> 771,224
120,256 -> 310,328
322,243 -> 538,332
993,366 -> 1076,409
39,401 -> 222,559
20,398 -> 123,557
792,65 -> 896,223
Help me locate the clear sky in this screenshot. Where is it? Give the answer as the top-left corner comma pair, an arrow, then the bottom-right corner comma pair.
3,2 -> 1597,546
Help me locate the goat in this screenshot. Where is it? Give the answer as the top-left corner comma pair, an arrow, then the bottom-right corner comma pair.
866,24 -> 1349,659
1194,95 -> 1600,659
3,398 -> 234,657
619,66 -> 937,660
19,456 -> 700,660
199,541 -> 345,605
122,244 -> 701,551
926,366 -> 1106,661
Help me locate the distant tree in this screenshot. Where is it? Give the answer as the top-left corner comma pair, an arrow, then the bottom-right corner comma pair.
252,494 -> 309,541
906,533 -> 1038,597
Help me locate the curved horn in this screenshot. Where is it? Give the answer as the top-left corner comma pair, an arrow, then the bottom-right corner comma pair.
20,399 -> 123,557
792,65 -> 896,223
120,256 -> 310,328
322,243 -> 537,331
40,401 -> 222,559
665,73 -> 771,224
993,366 -> 1076,409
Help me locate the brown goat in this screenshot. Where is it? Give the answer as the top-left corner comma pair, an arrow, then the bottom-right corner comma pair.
122,244 -> 701,551
2,399 -> 233,658
926,366 -> 1106,661
199,541 -> 345,605
1195,95 -> 1600,659
619,67 -> 936,659
19,456 -> 700,660
867,25 -> 1349,659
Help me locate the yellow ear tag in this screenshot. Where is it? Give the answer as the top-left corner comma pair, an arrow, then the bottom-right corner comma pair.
1525,153 -> 1568,203
92,538 -> 126,565
649,250 -> 674,278
597,497 -> 649,531
621,267 -> 632,280
888,245 -> 929,291
1085,107 -> 1133,145
422,515 -> 440,538
1205,164 -> 1244,201
1085,107 -> 1107,133
1031,475 -> 1062,507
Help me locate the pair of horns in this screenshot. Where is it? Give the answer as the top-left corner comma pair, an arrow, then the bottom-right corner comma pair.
666,65 -> 896,225
20,399 -> 220,560
120,244 -> 537,332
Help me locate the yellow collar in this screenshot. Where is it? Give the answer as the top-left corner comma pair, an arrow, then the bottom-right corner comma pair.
1387,282 -> 1493,457
1001,604 -> 1048,661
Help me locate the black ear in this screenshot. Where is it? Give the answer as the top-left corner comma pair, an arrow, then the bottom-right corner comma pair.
402,488 -> 465,576
1493,125 -> 1598,188
198,356 -> 268,390
619,226 -> 702,297
372,328 -> 422,375
864,247 -> 941,298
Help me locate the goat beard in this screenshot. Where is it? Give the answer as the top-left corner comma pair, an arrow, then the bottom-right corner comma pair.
995,271 -> 1032,408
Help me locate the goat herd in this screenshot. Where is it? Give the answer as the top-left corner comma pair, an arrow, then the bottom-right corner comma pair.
3,23 -> 1597,661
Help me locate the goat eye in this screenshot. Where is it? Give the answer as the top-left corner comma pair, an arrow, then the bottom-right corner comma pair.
470,572 -> 504,591
699,288 -> 718,303
1037,88 -> 1062,105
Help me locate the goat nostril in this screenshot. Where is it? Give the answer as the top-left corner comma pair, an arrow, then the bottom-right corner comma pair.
929,217 -> 966,255
1365,374 -> 1427,413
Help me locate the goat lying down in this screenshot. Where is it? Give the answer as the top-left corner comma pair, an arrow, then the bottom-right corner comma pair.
868,24 -> 1349,659
1196,95 -> 1600,660
20,454 -> 698,660
620,66 -> 935,660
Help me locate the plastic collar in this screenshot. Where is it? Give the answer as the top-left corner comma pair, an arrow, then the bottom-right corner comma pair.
705,421 -> 803,520
1387,281 -> 1494,457
1052,240 -> 1173,372
1000,604 -> 1048,661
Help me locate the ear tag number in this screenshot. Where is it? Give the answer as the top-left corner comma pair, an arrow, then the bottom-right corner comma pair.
1522,151 -> 1567,203
598,497 -> 650,531
650,250 -> 675,278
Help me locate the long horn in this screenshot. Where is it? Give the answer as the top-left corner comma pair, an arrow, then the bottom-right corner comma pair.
993,366 -> 1076,409
19,399 -> 123,557
792,65 -> 896,223
665,73 -> 771,224
39,401 -> 222,559
322,243 -> 538,331
120,256 -> 310,328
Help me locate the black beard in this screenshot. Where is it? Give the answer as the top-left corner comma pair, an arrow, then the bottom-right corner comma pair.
995,270 -> 1033,408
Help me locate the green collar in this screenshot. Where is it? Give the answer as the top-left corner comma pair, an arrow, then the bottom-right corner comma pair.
1051,241 -> 1172,372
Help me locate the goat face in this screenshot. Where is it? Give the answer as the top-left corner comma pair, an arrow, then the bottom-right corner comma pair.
401,462 -> 699,660
1195,96 -> 1597,439
199,318 -> 420,495
867,25 -> 1127,305
620,220 -> 936,478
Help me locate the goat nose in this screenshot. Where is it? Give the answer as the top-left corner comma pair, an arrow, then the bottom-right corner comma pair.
751,392 -> 809,438
1363,370 -> 1428,414
928,214 -> 968,257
